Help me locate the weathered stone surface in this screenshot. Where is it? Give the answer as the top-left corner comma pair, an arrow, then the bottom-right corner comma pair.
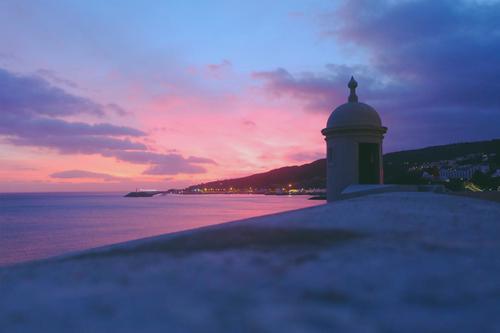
1,192 -> 499,332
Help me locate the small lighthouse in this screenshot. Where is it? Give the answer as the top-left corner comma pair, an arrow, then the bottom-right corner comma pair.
321,77 -> 387,201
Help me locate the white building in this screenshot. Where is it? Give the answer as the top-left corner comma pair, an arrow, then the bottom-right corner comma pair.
439,164 -> 490,180
491,169 -> 500,178
321,77 -> 387,201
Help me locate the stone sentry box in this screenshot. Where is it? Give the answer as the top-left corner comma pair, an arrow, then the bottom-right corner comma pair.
322,77 -> 388,201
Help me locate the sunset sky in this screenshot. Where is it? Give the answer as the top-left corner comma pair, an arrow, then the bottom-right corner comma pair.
1,0 -> 499,192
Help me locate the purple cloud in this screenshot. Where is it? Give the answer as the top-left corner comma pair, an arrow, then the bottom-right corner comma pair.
106,150 -> 215,176
0,115 -> 145,138
253,65 -> 391,112
106,151 -> 216,175
286,151 -> 324,163
50,170 -> 125,181
0,69 -> 147,155
186,156 -> 217,164
0,68 -> 104,117
36,69 -> 79,89
207,59 -> 231,73
330,0 -> 500,111
143,163 -> 206,175
242,119 -> 256,127
105,103 -> 130,116
255,0 -> 500,150
0,68 -> 215,174
7,135 -> 146,155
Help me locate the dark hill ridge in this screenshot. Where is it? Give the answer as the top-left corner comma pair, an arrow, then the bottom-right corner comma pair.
383,139 -> 500,185
384,139 -> 500,164
186,159 -> 326,191
185,139 -> 500,191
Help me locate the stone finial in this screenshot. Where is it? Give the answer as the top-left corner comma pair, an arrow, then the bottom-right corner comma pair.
348,76 -> 358,103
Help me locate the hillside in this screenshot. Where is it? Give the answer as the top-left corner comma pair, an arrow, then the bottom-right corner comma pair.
185,139 -> 500,191
186,159 -> 326,192
384,139 -> 500,185
383,139 -> 500,164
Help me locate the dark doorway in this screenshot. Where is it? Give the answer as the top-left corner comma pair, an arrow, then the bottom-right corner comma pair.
358,143 -> 380,184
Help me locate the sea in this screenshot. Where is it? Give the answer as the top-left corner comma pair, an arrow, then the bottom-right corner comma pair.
0,192 -> 322,266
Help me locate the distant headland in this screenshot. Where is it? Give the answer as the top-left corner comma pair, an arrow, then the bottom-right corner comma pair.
127,139 -> 500,197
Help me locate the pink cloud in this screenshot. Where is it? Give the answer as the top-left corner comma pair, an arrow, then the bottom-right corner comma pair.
50,169 -> 126,182
206,59 -> 232,78
0,68 -> 216,178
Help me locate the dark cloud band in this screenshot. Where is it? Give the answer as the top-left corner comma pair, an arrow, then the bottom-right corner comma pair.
0,68 -> 215,175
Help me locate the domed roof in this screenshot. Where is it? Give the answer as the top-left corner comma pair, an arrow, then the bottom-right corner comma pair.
326,102 -> 382,128
326,77 -> 382,129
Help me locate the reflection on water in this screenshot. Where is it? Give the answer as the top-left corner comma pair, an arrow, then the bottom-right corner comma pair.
0,193 -> 322,266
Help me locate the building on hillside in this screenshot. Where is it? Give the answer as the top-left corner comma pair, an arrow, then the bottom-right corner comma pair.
439,164 -> 490,180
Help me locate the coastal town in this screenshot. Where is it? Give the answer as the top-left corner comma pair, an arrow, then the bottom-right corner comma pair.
391,152 -> 500,192
169,146 -> 500,196
178,185 -> 326,196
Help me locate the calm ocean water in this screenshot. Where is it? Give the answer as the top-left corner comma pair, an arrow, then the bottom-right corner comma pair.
0,193 -> 322,266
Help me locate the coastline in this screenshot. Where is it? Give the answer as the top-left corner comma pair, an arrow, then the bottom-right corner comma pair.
2,192 -> 500,332
12,202 -> 325,269
0,193 -> 320,267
